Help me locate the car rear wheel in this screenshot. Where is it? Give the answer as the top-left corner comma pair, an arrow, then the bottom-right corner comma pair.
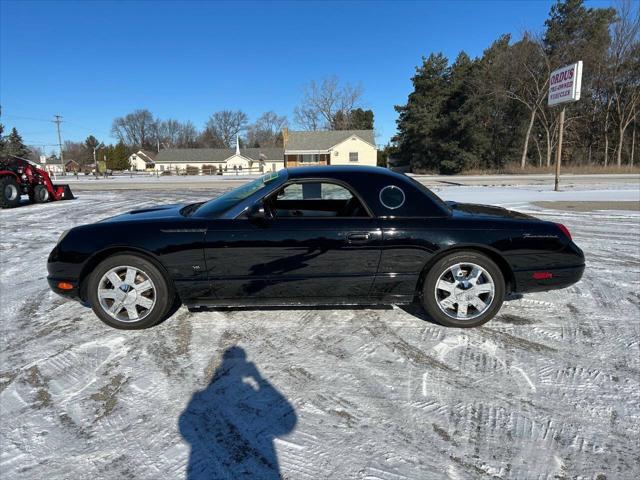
421,251 -> 504,328
31,184 -> 49,203
87,254 -> 173,329
0,176 -> 21,208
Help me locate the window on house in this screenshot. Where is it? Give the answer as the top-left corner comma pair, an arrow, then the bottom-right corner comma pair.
300,154 -> 318,163
349,152 -> 359,162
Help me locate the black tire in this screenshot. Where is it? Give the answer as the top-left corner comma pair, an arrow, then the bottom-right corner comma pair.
31,184 -> 49,203
87,254 -> 174,329
421,251 -> 505,328
0,176 -> 21,208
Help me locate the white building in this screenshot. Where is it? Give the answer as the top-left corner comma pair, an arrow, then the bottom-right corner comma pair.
154,139 -> 284,175
39,156 -> 65,175
129,150 -> 156,171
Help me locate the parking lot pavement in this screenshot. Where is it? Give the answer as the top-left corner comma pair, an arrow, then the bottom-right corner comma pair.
1,187 -> 639,479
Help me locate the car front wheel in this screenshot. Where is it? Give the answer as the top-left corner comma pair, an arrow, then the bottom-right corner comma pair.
422,251 -> 504,328
87,254 -> 173,329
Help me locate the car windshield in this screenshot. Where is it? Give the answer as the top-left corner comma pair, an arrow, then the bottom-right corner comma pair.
191,171 -> 281,217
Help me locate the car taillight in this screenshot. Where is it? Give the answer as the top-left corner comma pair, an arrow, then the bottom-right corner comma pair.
556,223 -> 572,241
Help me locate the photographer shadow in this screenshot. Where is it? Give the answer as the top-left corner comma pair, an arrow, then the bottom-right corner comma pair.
179,346 -> 297,479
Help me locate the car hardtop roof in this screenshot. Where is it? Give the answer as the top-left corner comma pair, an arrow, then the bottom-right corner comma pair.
285,165 -> 406,181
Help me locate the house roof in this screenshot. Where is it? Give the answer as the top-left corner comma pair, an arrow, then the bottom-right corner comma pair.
138,150 -> 157,160
155,147 -> 283,164
41,157 -> 63,165
286,130 -> 375,151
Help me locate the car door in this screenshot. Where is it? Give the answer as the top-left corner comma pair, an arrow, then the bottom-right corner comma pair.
203,180 -> 381,302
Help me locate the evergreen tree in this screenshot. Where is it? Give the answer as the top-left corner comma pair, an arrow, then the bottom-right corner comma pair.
333,108 -> 375,130
5,127 -> 31,158
83,135 -> 103,165
0,123 -> 6,156
394,53 -> 450,172
110,141 -> 131,170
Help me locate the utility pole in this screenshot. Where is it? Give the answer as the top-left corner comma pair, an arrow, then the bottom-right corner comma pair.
93,146 -> 98,178
554,107 -> 565,192
53,115 -> 64,164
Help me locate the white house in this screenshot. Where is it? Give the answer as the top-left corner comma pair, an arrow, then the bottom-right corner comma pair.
284,129 -> 377,167
129,150 -> 157,171
39,156 -> 65,175
154,138 -> 284,175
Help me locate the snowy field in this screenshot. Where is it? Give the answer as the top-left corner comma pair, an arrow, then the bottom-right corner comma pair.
1,183 -> 639,479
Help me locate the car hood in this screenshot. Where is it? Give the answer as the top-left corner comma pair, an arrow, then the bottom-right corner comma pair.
446,201 -> 536,220
99,203 -> 186,223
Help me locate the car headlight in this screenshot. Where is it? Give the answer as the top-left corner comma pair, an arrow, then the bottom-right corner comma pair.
58,229 -> 71,244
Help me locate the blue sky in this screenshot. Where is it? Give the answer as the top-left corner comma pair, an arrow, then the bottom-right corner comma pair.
0,0 -> 615,153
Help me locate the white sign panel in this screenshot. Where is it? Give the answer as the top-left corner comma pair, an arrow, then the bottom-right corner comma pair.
548,61 -> 583,106
40,155 -> 47,164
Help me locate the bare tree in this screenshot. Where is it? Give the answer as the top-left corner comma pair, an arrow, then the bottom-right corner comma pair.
176,121 -> 199,148
490,33 -> 550,169
62,140 -> 87,164
609,0 -> 640,166
111,109 -> 157,149
294,76 -> 364,131
246,111 -> 288,147
293,106 -> 322,131
204,110 -> 248,147
26,145 -> 44,163
156,119 -> 182,148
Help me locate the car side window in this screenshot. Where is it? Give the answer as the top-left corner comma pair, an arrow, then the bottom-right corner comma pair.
379,185 -> 405,210
270,181 -> 368,218
278,182 -> 352,200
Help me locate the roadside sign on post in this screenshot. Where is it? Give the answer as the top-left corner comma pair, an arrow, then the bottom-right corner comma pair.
40,155 -> 47,164
548,61 -> 583,106
548,61 -> 583,191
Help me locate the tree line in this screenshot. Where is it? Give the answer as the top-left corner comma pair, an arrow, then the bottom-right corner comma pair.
392,0 -> 639,173
109,75 -> 374,152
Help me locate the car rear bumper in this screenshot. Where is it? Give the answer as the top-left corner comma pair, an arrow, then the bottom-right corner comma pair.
513,264 -> 585,293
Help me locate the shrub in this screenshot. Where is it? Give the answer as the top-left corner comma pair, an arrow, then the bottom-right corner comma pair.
202,164 -> 217,175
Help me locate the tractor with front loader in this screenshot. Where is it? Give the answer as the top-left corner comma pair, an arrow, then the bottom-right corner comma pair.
0,155 -> 75,208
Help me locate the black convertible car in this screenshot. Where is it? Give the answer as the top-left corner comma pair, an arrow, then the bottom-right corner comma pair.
47,166 -> 584,329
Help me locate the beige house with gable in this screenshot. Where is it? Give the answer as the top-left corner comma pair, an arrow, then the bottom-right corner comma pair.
284,129 -> 376,167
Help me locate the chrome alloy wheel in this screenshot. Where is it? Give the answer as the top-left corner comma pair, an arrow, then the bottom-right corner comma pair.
5,184 -> 18,201
434,262 -> 495,320
97,265 -> 156,322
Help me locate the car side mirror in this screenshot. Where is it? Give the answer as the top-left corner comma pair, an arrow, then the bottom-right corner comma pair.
247,202 -> 270,221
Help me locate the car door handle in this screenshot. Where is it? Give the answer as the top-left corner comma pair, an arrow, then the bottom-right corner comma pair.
347,232 -> 370,243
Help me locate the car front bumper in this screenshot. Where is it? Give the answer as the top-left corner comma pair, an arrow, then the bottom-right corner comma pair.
47,276 -> 83,302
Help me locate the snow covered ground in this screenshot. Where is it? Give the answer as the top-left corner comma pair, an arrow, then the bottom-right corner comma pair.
1,184 -> 639,479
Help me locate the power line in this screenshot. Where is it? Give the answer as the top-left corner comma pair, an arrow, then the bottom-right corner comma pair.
1,114 -> 53,123
3,112 -> 112,138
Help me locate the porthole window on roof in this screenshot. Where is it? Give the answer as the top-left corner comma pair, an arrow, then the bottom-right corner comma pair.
379,185 -> 405,210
